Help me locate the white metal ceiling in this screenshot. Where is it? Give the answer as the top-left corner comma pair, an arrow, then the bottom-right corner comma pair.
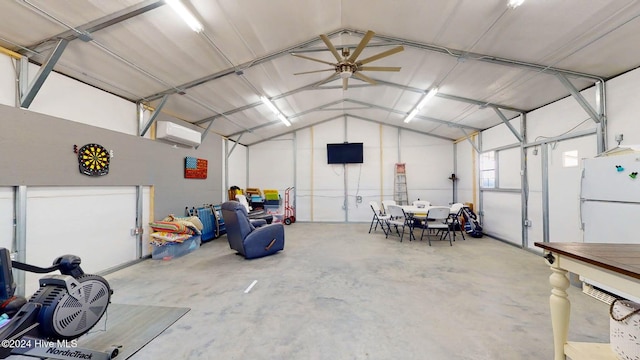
1,0 -> 639,145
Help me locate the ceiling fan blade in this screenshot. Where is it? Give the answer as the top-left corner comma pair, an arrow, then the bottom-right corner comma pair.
356,45 -> 405,65
353,72 -> 377,85
294,69 -> 336,75
359,66 -> 401,72
343,77 -> 348,90
347,30 -> 375,63
314,72 -> 340,87
291,53 -> 336,66
320,34 -> 343,62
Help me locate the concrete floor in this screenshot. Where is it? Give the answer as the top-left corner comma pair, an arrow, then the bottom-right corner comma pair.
104,223 -> 610,360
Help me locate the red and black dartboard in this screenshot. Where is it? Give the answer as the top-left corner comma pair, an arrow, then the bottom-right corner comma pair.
77,143 -> 110,176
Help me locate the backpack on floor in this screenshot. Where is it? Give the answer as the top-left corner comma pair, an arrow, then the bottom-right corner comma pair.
461,207 -> 483,238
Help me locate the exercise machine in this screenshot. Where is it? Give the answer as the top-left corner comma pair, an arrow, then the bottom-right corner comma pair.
0,248 -> 118,359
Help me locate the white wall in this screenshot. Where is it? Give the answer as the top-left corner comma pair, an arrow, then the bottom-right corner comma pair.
606,67 -> 640,146
248,117 -> 454,222
24,186 -> 138,295
249,136 -> 295,192
25,62 -> 138,135
401,130 -> 454,206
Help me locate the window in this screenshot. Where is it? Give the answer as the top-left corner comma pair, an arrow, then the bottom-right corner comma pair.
480,151 -> 496,188
563,150 -> 579,167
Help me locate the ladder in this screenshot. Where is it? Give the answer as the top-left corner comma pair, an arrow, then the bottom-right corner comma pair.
394,163 -> 409,205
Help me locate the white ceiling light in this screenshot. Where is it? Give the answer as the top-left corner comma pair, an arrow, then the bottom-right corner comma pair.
404,87 -> 438,123
404,109 -> 419,123
417,87 -> 439,109
165,0 -> 203,33
507,0 -> 525,9
278,114 -> 292,127
261,96 -> 291,127
260,96 -> 279,114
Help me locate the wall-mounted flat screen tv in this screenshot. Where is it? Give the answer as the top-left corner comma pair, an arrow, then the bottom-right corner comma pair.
327,143 -> 364,164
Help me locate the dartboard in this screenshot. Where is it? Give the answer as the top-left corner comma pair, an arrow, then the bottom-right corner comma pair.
78,143 -> 110,176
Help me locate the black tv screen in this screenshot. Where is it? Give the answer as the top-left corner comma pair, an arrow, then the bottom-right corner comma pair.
327,143 -> 363,164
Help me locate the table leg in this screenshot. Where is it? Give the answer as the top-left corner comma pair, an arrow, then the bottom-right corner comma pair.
549,266 -> 570,360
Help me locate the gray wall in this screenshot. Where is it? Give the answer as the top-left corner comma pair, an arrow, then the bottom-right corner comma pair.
0,104 -> 223,217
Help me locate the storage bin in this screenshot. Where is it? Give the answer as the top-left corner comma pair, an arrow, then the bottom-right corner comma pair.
264,190 -> 279,201
250,195 -> 263,203
152,235 -> 201,260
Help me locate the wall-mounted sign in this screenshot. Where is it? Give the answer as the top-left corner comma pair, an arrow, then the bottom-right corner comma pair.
185,156 -> 207,179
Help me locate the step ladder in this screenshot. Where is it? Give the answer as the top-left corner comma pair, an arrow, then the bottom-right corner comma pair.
394,163 -> 409,205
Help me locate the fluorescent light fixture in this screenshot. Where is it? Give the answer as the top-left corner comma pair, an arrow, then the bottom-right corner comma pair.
404,109 -> 419,123
278,114 -> 291,127
260,96 -> 279,114
165,0 -> 203,33
405,87 -> 438,123
417,87 -> 439,109
261,96 -> 291,126
507,0 -> 525,8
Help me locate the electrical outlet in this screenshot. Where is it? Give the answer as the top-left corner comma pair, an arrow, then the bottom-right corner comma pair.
356,196 -> 362,203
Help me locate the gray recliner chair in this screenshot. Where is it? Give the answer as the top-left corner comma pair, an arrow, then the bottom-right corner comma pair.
221,201 -> 285,259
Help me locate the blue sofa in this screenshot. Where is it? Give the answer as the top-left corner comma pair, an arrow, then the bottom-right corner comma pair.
221,201 -> 285,259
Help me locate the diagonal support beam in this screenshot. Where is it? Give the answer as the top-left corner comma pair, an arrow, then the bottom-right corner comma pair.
196,117 -> 218,149
227,133 -> 245,156
460,128 -> 480,153
493,107 -> 523,142
20,39 -> 68,108
556,73 -> 602,123
139,95 -> 169,136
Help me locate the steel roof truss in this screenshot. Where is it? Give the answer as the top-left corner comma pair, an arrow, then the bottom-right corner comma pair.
344,98 -> 480,131
459,128 -> 480,153
139,94 -> 168,137
555,73 -> 602,123
493,107 -> 523,142
20,38 -> 68,108
25,0 -> 165,54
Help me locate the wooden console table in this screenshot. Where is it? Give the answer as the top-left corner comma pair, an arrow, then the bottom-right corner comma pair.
534,242 -> 640,360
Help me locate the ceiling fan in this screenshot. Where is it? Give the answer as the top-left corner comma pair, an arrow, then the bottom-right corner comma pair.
291,30 -> 404,90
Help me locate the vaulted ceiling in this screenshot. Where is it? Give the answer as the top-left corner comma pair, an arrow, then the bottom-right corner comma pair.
1,0 -> 639,145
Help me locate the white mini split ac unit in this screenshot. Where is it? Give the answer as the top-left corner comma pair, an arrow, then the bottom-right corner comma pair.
156,121 -> 202,147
